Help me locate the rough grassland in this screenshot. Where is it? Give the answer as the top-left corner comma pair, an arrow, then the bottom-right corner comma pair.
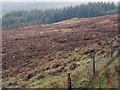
2,14 -> 119,88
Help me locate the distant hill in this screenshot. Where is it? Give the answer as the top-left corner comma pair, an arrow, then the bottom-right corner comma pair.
2,2 -> 84,15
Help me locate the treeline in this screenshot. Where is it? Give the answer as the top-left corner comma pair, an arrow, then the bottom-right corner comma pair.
2,2 -> 118,30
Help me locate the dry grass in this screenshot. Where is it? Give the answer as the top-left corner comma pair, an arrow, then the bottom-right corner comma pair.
2,14 -> 119,88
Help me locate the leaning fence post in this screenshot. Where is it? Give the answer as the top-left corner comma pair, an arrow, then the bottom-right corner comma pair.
67,72 -> 71,90
92,54 -> 95,74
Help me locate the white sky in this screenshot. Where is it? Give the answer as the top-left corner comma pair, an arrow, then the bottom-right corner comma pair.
1,0 -> 119,2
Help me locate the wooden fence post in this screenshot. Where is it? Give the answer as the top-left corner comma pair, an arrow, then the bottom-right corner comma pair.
110,41 -> 113,60
92,54 -> 95,74
67,72 -> 71,90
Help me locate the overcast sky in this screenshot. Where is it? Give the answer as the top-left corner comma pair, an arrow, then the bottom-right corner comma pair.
1,0 -> 119,2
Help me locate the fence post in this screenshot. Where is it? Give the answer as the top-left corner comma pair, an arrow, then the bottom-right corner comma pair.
67,72 -> 71,90
92,54 -> 95,74
110,41 -> 113,60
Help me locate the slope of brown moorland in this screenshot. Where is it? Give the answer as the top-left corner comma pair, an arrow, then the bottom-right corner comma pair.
2,14 -> 119,88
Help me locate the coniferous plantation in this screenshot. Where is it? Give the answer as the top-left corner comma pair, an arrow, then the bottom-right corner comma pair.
2,2 -> 118,30
2,2 -> 120,88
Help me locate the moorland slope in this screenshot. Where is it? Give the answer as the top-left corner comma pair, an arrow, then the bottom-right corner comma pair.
2,14 -> 119,88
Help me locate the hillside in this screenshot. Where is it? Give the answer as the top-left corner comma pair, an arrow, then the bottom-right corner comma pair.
2,2 -> 117,30
2,14 -> 119,88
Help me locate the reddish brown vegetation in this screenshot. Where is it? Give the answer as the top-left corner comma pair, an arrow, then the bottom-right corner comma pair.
2,14 -> 118,88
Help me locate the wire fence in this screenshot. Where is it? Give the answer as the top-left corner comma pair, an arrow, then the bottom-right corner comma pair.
48,37 -> 119,88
